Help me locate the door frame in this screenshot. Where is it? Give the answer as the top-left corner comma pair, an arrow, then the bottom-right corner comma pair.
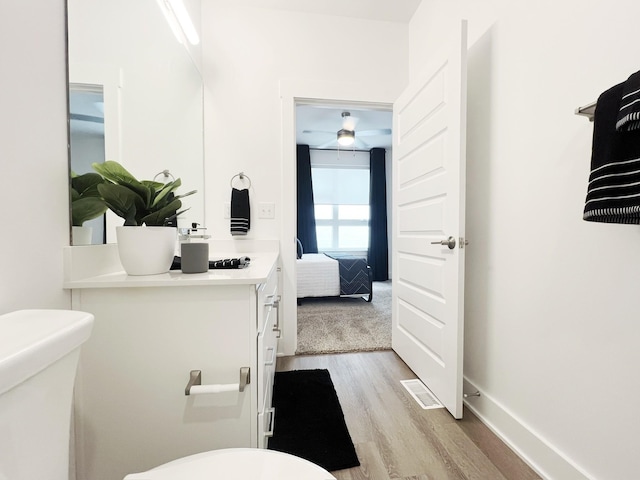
279,78 -> 396,356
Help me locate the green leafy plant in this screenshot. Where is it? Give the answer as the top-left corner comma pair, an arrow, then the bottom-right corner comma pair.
92,160 -> 196,226
70,172 -> 108,227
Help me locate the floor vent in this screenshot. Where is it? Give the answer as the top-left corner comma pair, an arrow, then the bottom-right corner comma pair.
400,379 -> 444,410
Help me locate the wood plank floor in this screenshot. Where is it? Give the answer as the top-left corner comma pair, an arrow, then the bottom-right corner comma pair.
276,351 -> 541,480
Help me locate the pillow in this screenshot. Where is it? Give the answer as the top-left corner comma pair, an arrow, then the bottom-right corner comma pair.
296,238 -> 303,259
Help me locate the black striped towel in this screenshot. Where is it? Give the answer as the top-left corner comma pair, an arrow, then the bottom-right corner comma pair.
583,81 -> 640,223
616,69 -> 640,131
230,188 -> 250,235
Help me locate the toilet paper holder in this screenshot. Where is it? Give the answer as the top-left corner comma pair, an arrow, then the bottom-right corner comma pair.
185,367 -> 251,395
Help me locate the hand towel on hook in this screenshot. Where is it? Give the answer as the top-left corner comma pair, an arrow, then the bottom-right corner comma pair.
231,188 -> 250,235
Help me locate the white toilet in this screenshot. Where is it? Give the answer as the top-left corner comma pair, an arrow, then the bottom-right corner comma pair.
0,309 -> 336,480
0,309 -> 94,480
124,448 -> 337,479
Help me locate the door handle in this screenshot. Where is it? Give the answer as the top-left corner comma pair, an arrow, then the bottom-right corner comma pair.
431,236 -> 456,250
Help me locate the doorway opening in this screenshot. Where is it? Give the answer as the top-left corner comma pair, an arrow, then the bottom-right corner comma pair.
294,102 -> 393,355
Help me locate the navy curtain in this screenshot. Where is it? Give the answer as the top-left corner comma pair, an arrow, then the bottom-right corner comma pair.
368,148 -> 389,281
296,144 -> 318,253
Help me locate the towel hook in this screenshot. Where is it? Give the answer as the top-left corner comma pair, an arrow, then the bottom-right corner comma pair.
230,172 -> 252,189
154,169 -> 175,183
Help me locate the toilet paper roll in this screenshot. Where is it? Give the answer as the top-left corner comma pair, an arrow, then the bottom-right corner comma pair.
189,383 -> 239,395
181,242 -> 209,273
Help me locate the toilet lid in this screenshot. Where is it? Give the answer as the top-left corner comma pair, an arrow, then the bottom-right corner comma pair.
123,448 -> 337,480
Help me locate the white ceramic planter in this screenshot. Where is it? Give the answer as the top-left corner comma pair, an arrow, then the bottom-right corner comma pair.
116,226 -> 177,275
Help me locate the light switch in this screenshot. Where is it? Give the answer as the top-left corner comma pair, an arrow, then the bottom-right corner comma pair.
258,202 -> 275,219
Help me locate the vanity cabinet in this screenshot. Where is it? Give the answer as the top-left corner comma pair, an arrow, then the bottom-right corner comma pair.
256,269 -> 280,449
67,252 -> 279,480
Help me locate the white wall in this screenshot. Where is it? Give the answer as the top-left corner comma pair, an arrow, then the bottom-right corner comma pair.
0,0 -> 71,313
201,4 -> 408,240
411,1 -> 640,479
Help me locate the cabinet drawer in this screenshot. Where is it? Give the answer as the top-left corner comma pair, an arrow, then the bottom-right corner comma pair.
257,267 -> 278,333
257,372 -> 275,449
257,314 -> 278,413
256,265 -> 278,448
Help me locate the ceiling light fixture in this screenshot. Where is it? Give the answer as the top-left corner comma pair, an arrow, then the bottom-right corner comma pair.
337,129 -> 355,146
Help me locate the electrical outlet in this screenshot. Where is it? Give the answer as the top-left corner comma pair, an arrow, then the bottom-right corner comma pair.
258,202 -> 275,219
224,202 -> 230,219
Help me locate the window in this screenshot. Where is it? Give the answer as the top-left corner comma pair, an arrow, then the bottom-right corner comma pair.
311,162 -> 370,252
314,204 -> 370,251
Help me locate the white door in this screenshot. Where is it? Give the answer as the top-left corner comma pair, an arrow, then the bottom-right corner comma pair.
392,21 -> 467,419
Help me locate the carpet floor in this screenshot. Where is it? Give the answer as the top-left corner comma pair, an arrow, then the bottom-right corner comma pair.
296,281 -> 391,355
267,369 -> 360,472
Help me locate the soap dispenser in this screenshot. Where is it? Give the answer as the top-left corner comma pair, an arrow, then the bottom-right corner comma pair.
180,223 -> 210,273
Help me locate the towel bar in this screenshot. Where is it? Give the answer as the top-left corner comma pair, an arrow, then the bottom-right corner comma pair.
575,101 -> 596,121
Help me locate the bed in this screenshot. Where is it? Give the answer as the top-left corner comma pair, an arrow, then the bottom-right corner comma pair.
296,253 -> 373,302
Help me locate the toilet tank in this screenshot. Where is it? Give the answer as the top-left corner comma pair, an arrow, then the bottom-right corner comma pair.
0,309 -> 94,480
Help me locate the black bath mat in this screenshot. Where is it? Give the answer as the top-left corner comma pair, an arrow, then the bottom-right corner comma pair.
267,369 -> 360,472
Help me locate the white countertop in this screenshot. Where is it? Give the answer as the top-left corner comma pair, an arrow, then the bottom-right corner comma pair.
64,251 -> 279,289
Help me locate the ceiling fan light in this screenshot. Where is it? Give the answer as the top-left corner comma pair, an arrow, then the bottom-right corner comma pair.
337,128 -> 355,146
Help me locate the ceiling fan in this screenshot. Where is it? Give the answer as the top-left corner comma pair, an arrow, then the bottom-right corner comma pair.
303,111 -> 391,149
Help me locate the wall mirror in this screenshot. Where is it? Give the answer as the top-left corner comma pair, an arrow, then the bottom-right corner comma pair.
67,0 -> 204,245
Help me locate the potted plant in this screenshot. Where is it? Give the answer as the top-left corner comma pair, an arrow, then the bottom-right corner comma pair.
92,160 -> 196,275
70,172 -> 108,245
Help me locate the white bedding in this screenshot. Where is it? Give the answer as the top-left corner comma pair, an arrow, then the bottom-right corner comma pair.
296,253 -> 340,298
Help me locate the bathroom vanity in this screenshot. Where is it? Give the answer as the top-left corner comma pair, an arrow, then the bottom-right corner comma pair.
64,244 -> 280,480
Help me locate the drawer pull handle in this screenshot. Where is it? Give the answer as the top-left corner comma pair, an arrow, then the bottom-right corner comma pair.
264,346 -> 275,366
268,294 -> 282,338
265,295 -> 280,309
185,367 -> 251,395
264,407 -> 276,437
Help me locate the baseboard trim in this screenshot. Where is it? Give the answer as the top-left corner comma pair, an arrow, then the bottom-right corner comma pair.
463,377 -> 594,480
